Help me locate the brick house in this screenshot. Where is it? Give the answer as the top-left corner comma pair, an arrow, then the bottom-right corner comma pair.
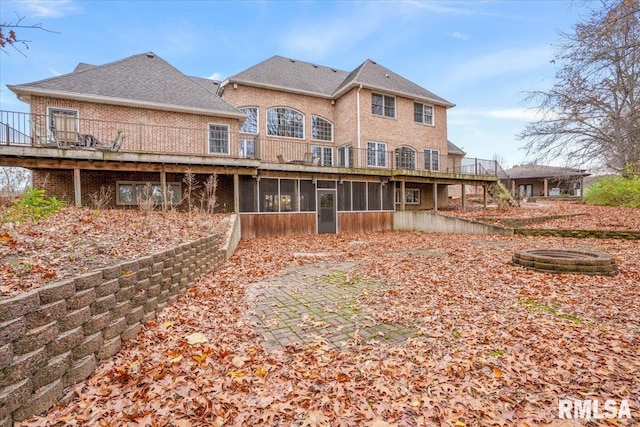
1,52 -> 498,237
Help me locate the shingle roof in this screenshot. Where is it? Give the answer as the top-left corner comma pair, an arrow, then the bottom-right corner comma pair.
505,164 -> 590,179
334,59 -> 454,107
447,140 -> 466,156
226,55 -> 453,107
227,55 -> 350,97
8,52 -> 244,117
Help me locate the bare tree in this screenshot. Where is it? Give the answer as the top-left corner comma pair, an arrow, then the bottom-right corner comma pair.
0,167 -> 30,194
519,0 -> 640,173
1,14 -> 58,56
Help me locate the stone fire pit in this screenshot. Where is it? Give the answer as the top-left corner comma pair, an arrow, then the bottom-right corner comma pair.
512,249 -> 619,276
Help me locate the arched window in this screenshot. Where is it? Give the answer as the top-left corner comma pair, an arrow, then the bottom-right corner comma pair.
311,115 -> 333,141
266,107 -> 304,138
395,146 -> 416,170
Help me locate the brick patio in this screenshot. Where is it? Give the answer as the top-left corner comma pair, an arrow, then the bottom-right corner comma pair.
244,260 -> 417,351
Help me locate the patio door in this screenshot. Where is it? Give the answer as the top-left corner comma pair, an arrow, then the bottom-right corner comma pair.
317,189 -> 337,234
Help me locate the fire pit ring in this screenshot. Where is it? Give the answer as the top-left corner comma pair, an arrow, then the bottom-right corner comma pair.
512,249 -> 618,276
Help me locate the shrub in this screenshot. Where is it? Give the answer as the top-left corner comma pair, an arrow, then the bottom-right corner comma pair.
584,176 -> 640,207
1,187 -> 65,224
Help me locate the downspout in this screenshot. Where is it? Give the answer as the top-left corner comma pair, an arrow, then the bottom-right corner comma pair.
356,84 -> 363,162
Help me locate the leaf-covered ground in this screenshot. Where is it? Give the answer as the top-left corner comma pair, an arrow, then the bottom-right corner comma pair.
0,208 -> 227,298
20,229 -> 640,426
443,199 -> 640,230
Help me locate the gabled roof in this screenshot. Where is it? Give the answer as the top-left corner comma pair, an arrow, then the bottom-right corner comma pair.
505,164 -> 590,180
8,52 -> 244,118
333,59 -> 454,107
225,55 -> 350,98
224,55 -> 453,107
447,140 -> 466,156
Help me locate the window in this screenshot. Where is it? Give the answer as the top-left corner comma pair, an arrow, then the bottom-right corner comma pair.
312,145 -> 333,166
367,182 -> 381,211
267,107 -> 304,138
208,124 -> 229,154
424,149 -> 440,171
352,182 -> 367,211
239,139 -> 255,158
395,147 -> 416,170
338,145 -> 353,167
311,116 -> 333,141
48,108 -> 79,144
239,107 -> 258,134
372,93 -> 395,118
395,188 -> 420,204
414,103 -> 434,125
259,178 -> 279,212
367,142 -> 387,168
116,181 -> 181,206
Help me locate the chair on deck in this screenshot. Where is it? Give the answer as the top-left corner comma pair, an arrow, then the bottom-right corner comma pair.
32,123 -> 57,146
97,130 -> 125,151
277,154 -> 286,163
302,152 -> 313,165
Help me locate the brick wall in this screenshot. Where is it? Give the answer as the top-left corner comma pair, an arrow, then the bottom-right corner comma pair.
0,235 -> 225,424
32,170 -> 235,212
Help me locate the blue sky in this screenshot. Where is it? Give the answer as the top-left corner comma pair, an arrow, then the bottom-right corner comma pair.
0,0 -> 589,168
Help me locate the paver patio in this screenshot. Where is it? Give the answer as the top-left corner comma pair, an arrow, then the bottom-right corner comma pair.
244,260 -> 418,350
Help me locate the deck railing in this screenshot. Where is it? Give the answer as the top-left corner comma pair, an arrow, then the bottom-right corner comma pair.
1,110 -> 499,177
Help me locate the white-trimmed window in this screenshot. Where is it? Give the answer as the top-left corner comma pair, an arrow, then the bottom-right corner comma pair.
338,145 -> 353,167
372,93 -> 395,118
311,116 -> 333,141
395,147 -> 416,170
312,145 -> 333,166
367,141 -> 387,167
239,139 -> 255,158
47,107 -> 79,143
116,181 -> 182,205
424,149 -> 440,171
208,124 -> 229,154
266,107 -> 304,139
395,188 -> 420,204
239,107 -> 258,134
414,102 -> 434,125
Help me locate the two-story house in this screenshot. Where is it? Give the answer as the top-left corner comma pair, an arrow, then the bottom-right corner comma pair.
1,52 -> 498,237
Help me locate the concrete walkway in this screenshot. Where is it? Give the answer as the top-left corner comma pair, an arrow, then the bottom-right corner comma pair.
245,261 -> 417,351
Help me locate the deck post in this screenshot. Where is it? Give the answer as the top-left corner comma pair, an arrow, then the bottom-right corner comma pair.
73,168 -> 82,207
543,178 -> 548,197
160,169 -> 167,212
433,183 -> 438,211
233,173 -> 240,213
400,180 -> 405,211
461,183 -> 466,210
483,185 -> 488,208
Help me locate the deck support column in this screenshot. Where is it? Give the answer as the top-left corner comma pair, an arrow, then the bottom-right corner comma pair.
400,180 -> 405,212
433,183 -> 438,211
160,168 -> 167,212
543,178 -> 548,197
73,168 -> 81,207
233,173 -> 240,213
461,183 -> 466,210
483,185 -> 488,208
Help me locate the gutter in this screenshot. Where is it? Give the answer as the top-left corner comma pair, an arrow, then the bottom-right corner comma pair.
356,84 -> 363,154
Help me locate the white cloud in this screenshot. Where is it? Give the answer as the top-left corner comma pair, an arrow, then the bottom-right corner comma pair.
47,67 -> 62,76
450,32 -> 469,41
207,72 -> 222,81
450,107 -> 544,122
18,0 -> 79,18
445,45 -> 553,86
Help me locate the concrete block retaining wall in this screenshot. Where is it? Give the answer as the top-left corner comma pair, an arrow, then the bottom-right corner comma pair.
394,211 -> 514,236
0,223 -> 236,425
